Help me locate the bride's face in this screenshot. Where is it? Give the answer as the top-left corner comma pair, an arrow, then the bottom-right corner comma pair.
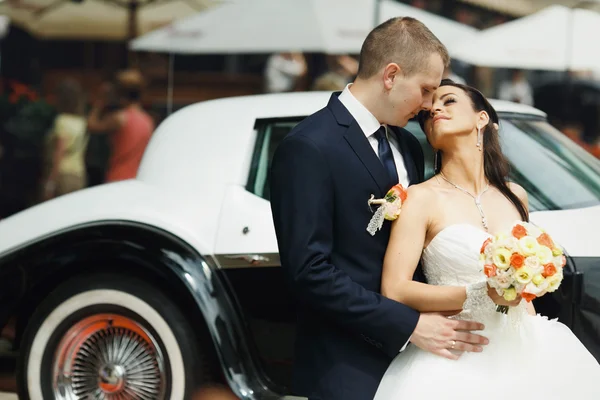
422,86 -> 484,149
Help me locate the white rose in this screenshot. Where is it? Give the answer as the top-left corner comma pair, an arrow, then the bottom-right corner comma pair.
506,237 -> 519,252
524,256 -> 541,271
497,237 -> 518,252
484,244 -> 494,257
526,223 -> 543,238
493,268 -> 514,289
524,281 -> 548,296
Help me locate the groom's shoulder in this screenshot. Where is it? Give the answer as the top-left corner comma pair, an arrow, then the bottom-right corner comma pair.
285,106 -> 340,145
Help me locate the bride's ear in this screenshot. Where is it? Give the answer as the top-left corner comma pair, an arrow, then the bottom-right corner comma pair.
476,111 -> 490,130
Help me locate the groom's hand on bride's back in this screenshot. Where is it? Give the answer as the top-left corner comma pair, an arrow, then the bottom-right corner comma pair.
410,313 -> 489,360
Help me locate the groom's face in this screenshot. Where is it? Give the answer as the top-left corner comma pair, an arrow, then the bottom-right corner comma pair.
387,53 -> 444,127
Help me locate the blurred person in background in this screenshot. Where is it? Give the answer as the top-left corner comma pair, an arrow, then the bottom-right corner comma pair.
332,54 -> 359,83
41,78 -> 89,201
264,52 -> 307,93
87,69 -> 154,182
84,80 -> 116,187
498,69 -> 533,106
311,71 -> 348,91
312,54 -> 359,91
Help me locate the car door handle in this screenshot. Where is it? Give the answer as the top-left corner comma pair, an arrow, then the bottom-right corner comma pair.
223,254 -> 270,264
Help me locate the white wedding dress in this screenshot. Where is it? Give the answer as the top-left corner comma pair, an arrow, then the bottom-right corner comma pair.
374,224 -> 600,400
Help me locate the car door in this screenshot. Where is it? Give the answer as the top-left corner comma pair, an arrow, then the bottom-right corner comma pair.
214,117 -> 303,393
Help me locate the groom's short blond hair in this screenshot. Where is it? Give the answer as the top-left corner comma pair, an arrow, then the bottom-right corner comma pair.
357,17 -> 450,79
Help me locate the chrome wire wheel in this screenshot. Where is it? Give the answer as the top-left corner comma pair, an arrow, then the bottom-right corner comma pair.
52,314 -> 166,400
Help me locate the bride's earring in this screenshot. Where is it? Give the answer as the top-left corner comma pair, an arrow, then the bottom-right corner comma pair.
476,126 -> 482,150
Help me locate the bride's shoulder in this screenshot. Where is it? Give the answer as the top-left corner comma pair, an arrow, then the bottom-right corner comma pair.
507,181 -> 528,203
405,181 -> 438,207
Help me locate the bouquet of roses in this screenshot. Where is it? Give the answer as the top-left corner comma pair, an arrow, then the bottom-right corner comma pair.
366,184 -> 407,236
479,221 -> 566,313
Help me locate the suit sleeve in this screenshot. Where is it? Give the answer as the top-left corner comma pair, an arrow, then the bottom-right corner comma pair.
269,134 -> 419,357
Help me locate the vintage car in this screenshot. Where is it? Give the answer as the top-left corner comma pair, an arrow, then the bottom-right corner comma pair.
0,91 -> 599,400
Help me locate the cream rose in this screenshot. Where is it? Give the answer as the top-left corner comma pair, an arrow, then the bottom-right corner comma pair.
518,236 -> 540,256
493,247 -> 512,270
503,286 -> 517,301
547,269 -> 564,292
515,266 -> 534,285
536,246 -> 554,265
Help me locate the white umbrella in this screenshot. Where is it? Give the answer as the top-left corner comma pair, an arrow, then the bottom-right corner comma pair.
451,4 -> 600,71
129,0 -> 477,54
0,0 -> 215,40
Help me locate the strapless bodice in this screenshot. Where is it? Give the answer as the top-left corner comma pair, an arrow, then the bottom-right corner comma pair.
422,224 -> 492,286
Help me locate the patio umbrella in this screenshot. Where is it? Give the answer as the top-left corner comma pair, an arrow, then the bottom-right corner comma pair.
451,4 -> 600,71
129,0 -> 477,55
0,0 -> 216,40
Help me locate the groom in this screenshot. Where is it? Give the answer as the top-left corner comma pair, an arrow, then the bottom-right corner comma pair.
270,17 -> 488,400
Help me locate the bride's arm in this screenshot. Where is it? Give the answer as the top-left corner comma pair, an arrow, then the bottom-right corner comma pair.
381,185 -> 468,312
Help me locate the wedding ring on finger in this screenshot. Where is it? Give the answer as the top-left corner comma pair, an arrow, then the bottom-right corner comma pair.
449,340 -> 456,349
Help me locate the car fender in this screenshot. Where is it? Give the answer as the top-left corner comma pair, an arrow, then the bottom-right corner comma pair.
0,179 -> 221,257
0,220 -> 282,399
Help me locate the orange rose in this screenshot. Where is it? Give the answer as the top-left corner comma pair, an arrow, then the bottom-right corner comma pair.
542,263 -> 557,277
537,233 -> 554,248
510,253 -> 525,269
512,224 -> 528,239
484,264 -> 497,278
386,184 -> 408,203
480,238 -> 492,254
522,292 -> 537,302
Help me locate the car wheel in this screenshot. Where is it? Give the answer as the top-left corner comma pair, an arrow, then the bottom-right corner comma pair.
17,274 -> 209,400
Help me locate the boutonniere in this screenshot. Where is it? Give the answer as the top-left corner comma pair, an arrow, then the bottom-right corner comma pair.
366,184 -> 408,236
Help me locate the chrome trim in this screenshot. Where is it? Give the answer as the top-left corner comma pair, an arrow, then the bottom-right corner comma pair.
53,313 -> 165,400
214,253 -> 281,269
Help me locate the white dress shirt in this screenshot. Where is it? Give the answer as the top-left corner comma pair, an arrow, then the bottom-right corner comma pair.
338,84 -> 410,188
338,84 -> 412,352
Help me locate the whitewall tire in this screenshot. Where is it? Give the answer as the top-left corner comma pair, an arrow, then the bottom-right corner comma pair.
17,275 -> 207,400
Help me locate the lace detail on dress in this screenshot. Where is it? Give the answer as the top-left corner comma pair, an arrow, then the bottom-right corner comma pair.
460,281 -> 497,323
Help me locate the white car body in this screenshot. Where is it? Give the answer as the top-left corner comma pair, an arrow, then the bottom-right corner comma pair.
0,92 -> 596,260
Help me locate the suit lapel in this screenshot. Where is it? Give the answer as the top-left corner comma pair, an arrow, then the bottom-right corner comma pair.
344,120 -> 391,194
327,92 -> 391,194
390,127 -> 420,184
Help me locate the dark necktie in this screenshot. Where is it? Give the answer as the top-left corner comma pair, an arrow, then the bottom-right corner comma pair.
374,126 -> 399,185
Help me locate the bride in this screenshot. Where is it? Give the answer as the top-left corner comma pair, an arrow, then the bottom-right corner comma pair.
374,79 -> 600,399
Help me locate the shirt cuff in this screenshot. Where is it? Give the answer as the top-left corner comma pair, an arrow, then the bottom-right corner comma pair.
399,335 -> 411,352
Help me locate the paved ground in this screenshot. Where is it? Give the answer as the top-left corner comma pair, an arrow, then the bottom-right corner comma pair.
0,393 -> 16,399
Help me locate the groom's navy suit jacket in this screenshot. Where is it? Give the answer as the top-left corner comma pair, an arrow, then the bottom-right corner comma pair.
270,93 -> 426,400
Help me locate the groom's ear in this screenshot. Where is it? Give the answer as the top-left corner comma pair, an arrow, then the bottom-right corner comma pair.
382,63 -> 402,90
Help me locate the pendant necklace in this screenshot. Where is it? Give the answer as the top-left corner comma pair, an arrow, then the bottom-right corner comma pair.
439,171 -> 490,232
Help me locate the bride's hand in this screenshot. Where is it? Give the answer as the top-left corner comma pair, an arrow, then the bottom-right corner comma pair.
486,283 -> 522,307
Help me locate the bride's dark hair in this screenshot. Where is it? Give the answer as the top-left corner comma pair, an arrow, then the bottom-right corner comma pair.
418,79 -> 529,222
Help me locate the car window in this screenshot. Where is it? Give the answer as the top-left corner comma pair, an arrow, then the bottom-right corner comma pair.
247,119 -> 301,200
250,115 -> 600,212
403,117 -> 600,212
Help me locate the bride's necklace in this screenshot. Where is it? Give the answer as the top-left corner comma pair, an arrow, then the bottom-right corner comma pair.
439,171 -> 491,232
